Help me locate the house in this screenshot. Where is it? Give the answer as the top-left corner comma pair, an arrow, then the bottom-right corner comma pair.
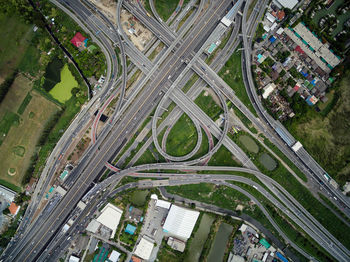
71,32 -> 88,48
9,202 -> 20,216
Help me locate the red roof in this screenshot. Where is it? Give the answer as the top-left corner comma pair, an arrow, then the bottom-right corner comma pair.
71,32 -> 86,47
295,45 -> 304,54
294,85 -> 300,91
9,202 -> 19,215
131,256 -> 141,262
277,10 -> 285,21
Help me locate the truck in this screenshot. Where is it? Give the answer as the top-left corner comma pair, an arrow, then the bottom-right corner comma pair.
323,173 -> 331,182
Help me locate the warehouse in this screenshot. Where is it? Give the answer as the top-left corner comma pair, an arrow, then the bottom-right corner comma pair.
134,237 -> 154,260
96,203 -> 123,238
163,205 -> 200,240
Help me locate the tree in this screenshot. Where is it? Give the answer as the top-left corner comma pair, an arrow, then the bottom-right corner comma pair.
71,87 -> 80,96
2,207 -> 10,215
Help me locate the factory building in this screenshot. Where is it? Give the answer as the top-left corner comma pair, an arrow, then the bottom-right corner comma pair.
96,203 -> 123,238
163,205 -> 200,240
134,237 -> 154,260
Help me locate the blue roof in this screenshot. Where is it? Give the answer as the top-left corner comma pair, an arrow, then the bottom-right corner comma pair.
276,127 -> 293,146
269,36 -> 276,43
306,96 -> 314,106
301,71 -> 308,77
129,206 -> 133,212
125,224 -> 136,235
311,79 -> 316,86
276,252 -> 288,262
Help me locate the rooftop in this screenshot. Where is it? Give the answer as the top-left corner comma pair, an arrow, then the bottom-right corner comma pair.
134,237 -> 154,260
96,203 -> 123,238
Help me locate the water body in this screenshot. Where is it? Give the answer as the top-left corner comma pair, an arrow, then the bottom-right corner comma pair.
185,214 -> 215,262
259,153 -> 277,171
130,190 -> 148,206
207,223 -> 233,262
239,135 -> 259,153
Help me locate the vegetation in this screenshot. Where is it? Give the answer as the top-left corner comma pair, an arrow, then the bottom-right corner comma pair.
154,0 -> 190,22
208,146 -> 241,167
17,93 -> 32,115
0,70 -> 18,103
219,47 -> 257,116
194,90 -> 223,121
166,113 -> 198,157
284,70 -> 350,186
49,64 -> 78,103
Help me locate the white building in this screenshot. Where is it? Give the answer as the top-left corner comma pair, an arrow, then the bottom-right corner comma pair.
0,185 -> 16,202
262,83 -> 276,99
274,0 -> 298,10
108,250 -> 121,262
134,237 -> 154,260
96,203 -> 123,238
86,219 -> 101,234
163,205 -> 200,240
69,255 -> 80,262
156,199 -> 171,209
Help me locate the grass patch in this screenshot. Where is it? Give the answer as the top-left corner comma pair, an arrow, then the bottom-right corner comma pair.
154,0 -> 188,21
208,145 -> 241,167
283,71 -> 350,186
182,74 -> 199,94
166,113 -> 198,157
17,93 -> 32,115
0,13 -> 33,80
0,179 -> 21,192
195,90 -> 223,121
49,64 -> 77,103
177,7 -> 194,31
0,111 -> 20,146
219,47 -> 257,117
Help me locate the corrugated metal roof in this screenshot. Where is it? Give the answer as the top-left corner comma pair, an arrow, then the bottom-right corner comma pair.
163,205 -> 199,239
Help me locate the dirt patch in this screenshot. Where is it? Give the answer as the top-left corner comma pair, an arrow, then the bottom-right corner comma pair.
89,0 -> 117,23
0,75 -> 60,187
120,8 -> 153,51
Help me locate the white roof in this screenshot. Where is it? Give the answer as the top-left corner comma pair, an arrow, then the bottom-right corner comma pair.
63,224 -> 70,233
134,237 -> 154,260
266,13 -> 276,23
156,199 -> 171,209
221,17 -> 232,27
276,27 -> 284,35
262,83 -> 276,99
239,224 -> 247,232
275,0 -> 298,9
150,194 -> 158,200
0,185 -> 16,202
86,219 -> 101,233
292,141 -> 302,152
270,22 -> 278,31
109,250 -> 121,262
163,205 -> 200,239
96,203 -> 123,238
69,255 -> 80,262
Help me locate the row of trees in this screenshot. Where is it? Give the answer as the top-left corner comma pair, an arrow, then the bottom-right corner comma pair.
0,70 -> 18,104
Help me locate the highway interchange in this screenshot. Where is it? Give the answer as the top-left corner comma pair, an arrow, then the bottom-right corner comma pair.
2,0 -> 350,261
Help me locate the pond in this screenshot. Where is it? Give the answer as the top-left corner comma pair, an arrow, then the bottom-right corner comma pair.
207,223 -> 233,262
49,64 -> 77,103
185,214 -> 215,262
130,190 -> 149,206
259,153 -> 277,171
239,135 -> 259,153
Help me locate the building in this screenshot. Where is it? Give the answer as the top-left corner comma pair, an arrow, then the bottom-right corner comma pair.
86,219 -> 101,234
306,95 -> 318,106
9,202 -> 20,216
68,255 -> 80,262
70,32 -> 87,48
259,238 -> 271,249
285,23 -> 341,72
156,199 -> 171,209
0,185 -> 16,202
134,237 -> 154,260
262,83 -> 276,99
96,203 -> 123,238
167,237 -> 186,252
108,250 -> 121,262
125,224 -> 137,235
163,205 -> 200,240
274,0 -> 298,9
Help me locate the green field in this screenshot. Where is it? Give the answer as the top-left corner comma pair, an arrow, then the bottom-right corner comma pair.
0,75 -> 60,188
285,72 -> 350,186
154,0 -> 190,21
219,48 -> 257,116
208,146 -> 241,167
195,90 -> 223,121
49,64 -> 77,103
166,114 -> 198,157
0,13 -> 33,82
